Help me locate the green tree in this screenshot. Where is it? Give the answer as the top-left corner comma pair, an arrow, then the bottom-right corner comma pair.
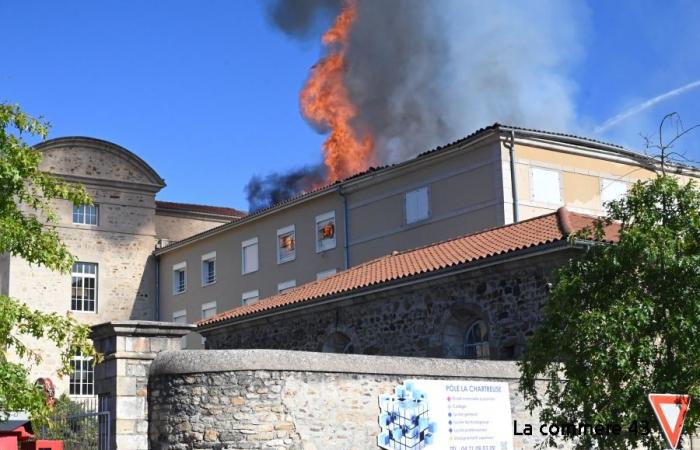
519,174 -> 700,449
0,103 -> 96,423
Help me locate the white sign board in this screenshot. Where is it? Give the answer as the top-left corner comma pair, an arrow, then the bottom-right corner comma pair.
378,379 -> 513,450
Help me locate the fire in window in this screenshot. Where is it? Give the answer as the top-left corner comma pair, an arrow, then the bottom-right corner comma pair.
277,225 -> 296,263
316,211 -> 336,252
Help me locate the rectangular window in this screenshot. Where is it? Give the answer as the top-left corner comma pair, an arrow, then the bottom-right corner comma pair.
277,225 -> 296,264
173,309 -> 187,349
72,204 -> 99,225
201,251 -> 216,286
405,187 -> 430,224
600,178 -> 628,206
315,211 -> 336,252
531,167 -> 561,205
172,262 -> 186,294
201,301 -> 217,320
69,352 -> 94,396
277,279 -> 296,294
241,238 -> 259,274
316,269 -> 337,281
71,262 -> 97,312
242,290 -> 260,306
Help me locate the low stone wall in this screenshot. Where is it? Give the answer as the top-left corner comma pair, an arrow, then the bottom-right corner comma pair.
148,349 -> 555,450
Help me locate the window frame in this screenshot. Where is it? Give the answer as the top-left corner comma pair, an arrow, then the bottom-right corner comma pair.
241,289 -> 260,306
277,225 -> 296,264
172,309 -> 188,348
71,262 -> 98,313
172,261 -> 187,295
600,177 -> 628,207
404,186 -> 430,225
316,268 -> 337,281
69,352 -> 94,397
530,166 -> 562,205
315,211 -> 337,253
241,237 -> 259,275
72,204 -> 99,226
201,301 -> 217,320
464,320 -> 489,360
201,251 -> 216,286
277,279 -> 296,293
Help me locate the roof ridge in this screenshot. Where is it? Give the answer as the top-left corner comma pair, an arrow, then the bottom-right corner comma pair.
156,199 -> 245,212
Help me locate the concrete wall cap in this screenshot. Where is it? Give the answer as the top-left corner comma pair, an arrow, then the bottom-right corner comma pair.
91,320 -> 196,339
150,349 -> 521,379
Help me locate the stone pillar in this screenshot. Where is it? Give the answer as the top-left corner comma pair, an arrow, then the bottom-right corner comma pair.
91,320 -> 195,450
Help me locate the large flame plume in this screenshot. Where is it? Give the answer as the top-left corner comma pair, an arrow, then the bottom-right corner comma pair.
300,0 -> 375,183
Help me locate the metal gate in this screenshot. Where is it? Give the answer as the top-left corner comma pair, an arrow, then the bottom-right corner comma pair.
39,397 -> 112,450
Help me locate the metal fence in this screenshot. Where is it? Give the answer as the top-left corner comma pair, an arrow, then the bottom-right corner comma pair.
39,397 -> 111,450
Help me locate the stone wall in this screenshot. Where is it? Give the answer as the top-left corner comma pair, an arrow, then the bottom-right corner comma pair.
148,349 -> 557,450
203,250 -> 577,359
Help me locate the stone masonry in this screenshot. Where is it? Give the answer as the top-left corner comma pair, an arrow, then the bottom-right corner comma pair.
147,349 -> 560,450
92,321 -> 195,450
203,249 -> 578,360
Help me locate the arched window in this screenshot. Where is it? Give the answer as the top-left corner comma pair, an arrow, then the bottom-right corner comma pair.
321,331 -> 354,353
464,320 -> 489,359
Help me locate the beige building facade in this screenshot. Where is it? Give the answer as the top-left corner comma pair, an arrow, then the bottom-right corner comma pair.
155,125 -> 700,348
0,137 -> 242,398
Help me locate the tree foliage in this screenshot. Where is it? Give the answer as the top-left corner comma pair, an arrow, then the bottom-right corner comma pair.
519,175 -> 700,449
0,103 -> 96,423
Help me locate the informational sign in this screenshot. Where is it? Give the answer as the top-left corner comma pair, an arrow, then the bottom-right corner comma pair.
378,379 -> 513,450
648,393 -> 691,449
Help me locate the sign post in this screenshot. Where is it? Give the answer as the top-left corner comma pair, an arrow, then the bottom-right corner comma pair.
648,393 -> 690,449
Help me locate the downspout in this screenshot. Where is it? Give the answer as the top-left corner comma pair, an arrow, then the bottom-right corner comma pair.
506,130 -> 520,223
155,253 -> 160,321
338,186 -> 350,270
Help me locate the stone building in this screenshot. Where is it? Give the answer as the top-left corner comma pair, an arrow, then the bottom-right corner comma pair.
0,136 -> 243,398
197,207 -> 619,359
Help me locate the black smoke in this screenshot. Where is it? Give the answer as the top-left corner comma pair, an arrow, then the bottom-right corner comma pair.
245,164 -> 326,212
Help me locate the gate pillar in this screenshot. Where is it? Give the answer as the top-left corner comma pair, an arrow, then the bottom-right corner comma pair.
91,321 -> 195,450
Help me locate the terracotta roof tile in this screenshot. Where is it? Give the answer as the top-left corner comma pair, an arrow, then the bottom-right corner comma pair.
155,200 -> 246,218
198,208 -> 619,329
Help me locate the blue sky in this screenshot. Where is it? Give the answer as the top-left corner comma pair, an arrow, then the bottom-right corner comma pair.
2,1 -> 699,210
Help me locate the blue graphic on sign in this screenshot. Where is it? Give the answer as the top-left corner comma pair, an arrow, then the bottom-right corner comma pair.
378,381 -> 437,449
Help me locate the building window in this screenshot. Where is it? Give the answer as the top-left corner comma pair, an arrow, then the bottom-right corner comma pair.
69,352 -> 94,396
464,320 -> 489,359
242,237 -> 259,274
530,167 -> 561,205
172,262 -> 186,294
173,309 -> 187,349
277,279 -> 296,293
72,204 -> 99,225
316,269 -> 337,281
600,178 -> 628,206
201,252 -> 216,286
315,211 -> 336,252
405,187 -> 430,224
242,290 -> 259,306
201,301 -> 217,320
277,225 -> 296,264
71,262 -> 97,312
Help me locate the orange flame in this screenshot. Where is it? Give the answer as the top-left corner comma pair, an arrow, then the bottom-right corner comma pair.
300,0 -> 375,183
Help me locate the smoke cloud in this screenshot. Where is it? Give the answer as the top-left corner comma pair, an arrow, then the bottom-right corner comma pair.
245,164 -> 326,212
250,0 -> 587,209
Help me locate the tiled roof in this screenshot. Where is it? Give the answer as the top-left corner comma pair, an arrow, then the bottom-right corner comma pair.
198,208 -> 619,328
155,200 -> 246,218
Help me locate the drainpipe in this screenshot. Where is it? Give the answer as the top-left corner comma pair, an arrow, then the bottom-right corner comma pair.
506,130 -> 520,223
155,253 -> 160,321
338,186 -> 350,269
